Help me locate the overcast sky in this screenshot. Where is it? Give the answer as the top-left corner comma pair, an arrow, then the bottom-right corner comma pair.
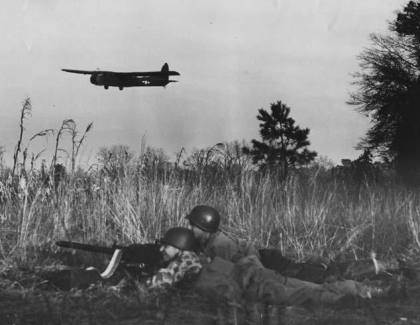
0,0 -> 409,167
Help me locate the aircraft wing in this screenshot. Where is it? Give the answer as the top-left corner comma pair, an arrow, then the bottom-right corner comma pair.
114,71 -> 180,77
62,69 -> 97,75
62,69 -> 180,76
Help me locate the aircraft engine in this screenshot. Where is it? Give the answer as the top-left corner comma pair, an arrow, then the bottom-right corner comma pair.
90,74 -> 104,85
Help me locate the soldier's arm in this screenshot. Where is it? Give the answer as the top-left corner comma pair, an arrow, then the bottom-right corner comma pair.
146,252 -> 202,290
146,261 -> 179,290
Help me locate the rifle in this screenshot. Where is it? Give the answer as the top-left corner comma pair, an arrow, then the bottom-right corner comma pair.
55,240 -> 164,279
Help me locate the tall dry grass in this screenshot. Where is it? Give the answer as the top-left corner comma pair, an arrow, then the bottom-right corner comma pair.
1,148 -> 419,267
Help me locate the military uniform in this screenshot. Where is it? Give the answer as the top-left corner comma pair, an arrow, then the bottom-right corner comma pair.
196,255 -> 374,306
146,251 -> 202,290
198,231 -> 260,264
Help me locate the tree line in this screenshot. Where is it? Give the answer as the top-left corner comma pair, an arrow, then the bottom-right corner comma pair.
2,1 -> 420,185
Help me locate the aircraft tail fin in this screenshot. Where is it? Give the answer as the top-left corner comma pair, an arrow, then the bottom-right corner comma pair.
161,63 -> 169,73
160,63 -> 180,76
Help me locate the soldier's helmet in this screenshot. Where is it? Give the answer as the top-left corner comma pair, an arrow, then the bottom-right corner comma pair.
160,227 -> 197,251
185,205 -> 221,233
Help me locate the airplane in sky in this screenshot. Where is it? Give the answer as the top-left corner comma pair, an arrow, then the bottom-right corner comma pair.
62,63 -> 180,90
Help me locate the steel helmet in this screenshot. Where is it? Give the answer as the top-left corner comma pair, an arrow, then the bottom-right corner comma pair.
185,205 -> 221,233
160,227 -> 197,251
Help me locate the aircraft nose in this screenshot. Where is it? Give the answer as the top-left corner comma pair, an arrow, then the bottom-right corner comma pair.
90,74 -> 104,85
90,74 -> 97,85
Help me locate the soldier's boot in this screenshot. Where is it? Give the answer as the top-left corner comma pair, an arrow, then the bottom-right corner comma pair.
246,303 -> 262,325
264,304 -> 280,325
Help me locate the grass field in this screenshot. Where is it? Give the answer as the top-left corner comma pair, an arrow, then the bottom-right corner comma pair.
1,144 -> 420,324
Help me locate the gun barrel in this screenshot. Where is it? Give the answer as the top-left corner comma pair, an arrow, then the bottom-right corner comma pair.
55,241 -> 120,255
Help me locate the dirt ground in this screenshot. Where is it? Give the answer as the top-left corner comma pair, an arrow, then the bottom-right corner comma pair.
1,260 -> 420,325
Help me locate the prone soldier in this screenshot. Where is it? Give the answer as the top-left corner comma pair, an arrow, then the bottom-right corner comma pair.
187,205 -> 388,310
186,205 -> 260,264
50,227 -> 201,293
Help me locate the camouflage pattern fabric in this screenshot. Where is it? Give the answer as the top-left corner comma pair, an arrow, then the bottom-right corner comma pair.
199,231 -> 260,264
146,251 -> 202,290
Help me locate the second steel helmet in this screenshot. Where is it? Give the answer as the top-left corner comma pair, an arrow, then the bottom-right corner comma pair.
185,205 -> 221,233
160,227 -> 197,251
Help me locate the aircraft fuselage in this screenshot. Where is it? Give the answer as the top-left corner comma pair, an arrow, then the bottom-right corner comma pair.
62,63 -> 179,90
90,73 -> 173,89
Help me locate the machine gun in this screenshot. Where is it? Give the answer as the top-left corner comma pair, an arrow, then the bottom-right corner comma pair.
55,240 -> 164,280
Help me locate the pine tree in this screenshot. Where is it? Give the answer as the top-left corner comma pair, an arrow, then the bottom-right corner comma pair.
243,101 -> 317,177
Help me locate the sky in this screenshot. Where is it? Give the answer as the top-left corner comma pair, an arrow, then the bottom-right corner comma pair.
0,0 -> 410,168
